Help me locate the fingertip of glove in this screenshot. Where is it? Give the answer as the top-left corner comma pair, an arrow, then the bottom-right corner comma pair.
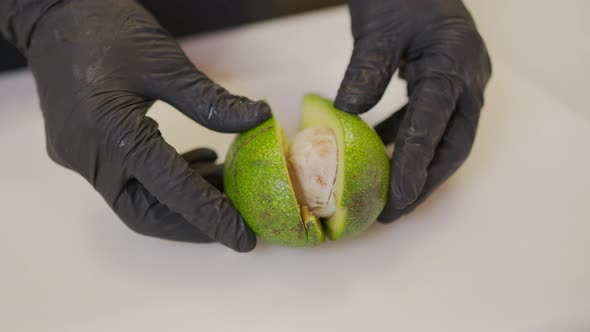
235,236 -> 257,253
202,207 -> 258,253
390,157 -> 428,209
385,187 -> 417,213
334,94 -> 373,114
250,99 -> 272,123
181,148 -> 218,164
231,99 -> 272,132
378,207 -> 404,224
391,183 -> 420,210
233,216 -> 258,253
214,201 -> 258,253
378,197 -> 415,224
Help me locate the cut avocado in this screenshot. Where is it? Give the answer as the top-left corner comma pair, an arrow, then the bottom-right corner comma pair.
224,94 -> 390,247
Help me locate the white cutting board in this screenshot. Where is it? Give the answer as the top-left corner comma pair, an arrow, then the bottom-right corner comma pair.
1,6 -> 589,332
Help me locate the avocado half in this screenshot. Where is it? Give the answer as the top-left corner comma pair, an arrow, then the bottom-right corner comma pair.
224,94 -> 390,247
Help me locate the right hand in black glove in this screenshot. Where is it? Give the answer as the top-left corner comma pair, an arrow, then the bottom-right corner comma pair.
336,0 -> 491,223
0,0 -> 270,252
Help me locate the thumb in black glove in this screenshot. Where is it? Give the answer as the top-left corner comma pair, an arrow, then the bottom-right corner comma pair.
336,0 -> 492,223
0,0 -> 270,252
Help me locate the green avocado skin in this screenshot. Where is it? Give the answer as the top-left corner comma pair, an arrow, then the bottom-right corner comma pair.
224,117 -> 311,247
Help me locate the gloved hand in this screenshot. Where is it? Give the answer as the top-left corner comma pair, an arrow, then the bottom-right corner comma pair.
0,0 -> 271,252
336,0 -> 492,223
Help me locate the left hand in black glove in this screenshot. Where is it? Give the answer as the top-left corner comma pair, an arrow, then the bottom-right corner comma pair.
0,0 -> 271,252
336,0 -> 492,223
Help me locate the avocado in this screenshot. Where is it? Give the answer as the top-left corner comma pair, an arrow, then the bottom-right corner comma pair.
224,94 -> 390,247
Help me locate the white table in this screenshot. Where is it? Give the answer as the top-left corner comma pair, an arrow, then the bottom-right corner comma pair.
1,4 -> 589,332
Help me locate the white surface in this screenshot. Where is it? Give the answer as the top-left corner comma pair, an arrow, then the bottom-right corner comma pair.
1,5 -> 590,332
464,0 -> 590,122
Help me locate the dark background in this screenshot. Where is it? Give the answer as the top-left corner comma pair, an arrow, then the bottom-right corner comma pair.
0,0 -> 346,72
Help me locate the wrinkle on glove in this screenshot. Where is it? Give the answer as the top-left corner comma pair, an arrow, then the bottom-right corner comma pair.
336,0 -> 491,223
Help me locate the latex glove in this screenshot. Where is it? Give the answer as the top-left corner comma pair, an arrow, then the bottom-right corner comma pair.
0,0 -> 271,252
336,0 -> 492,223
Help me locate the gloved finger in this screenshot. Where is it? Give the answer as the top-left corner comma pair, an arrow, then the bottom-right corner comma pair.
335,37 -> 402,114
186,160 -> 219,176
112,179 -> 213,242
122,117 -> 256,252
188,163 -> 224,193
182,148 -> 223,191
390,77 -> 458,209
181,147 -> 218,164
147,58 -> 271,133
374,104 -> 407,145
379,93 -> 482,223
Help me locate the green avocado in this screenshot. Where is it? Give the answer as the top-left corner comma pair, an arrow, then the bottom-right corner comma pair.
224,94 -> 390,247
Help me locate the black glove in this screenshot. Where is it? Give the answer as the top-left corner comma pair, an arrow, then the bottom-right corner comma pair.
336,0 -> 492,223
182,148 -> 225,194
0,0 -> 271,252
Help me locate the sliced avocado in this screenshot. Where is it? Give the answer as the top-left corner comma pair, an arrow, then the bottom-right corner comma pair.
224,116 -> 325,247
300,94 -> 390,240
224,94 -> 390,247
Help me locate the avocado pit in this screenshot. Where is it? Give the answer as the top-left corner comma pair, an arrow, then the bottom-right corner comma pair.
287,126 -> 338,222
